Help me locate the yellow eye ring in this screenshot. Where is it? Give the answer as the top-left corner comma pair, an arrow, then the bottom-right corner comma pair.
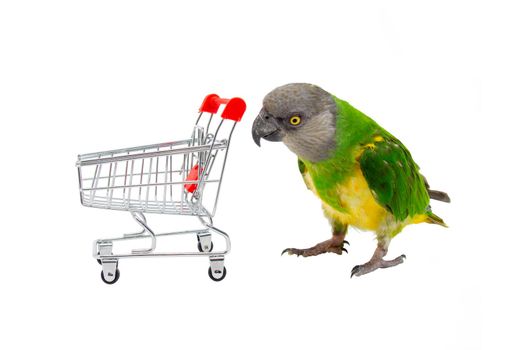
289,115 -> 301,126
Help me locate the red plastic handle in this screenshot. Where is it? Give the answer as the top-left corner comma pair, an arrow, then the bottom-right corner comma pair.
199,94 -> 246,122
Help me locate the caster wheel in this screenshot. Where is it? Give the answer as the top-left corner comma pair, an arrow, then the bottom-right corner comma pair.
101,268 -> 120,285
97,259 -> 102,265
198,241 -> 214,252
208,266 -> 226,282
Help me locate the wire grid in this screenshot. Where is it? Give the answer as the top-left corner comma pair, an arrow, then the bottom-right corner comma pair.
78,135 -> 225,215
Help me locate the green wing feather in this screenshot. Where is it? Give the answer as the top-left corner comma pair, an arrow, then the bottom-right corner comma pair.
359,134 -> 430,221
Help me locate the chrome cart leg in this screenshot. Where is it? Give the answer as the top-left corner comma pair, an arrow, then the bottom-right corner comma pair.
94,239 -> 113,263
208,255 -> 226,282
131,212 -> 157,254
96,241 -> 120,284
123,220 -> 146,238
199,219 -> 230,282
197,231 -> 213,252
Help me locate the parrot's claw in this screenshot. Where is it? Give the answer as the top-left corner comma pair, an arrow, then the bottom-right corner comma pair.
343,240 -> 350,246
351,254 -> 406,278
342,247 -> 348,254
350,265 -> 360,278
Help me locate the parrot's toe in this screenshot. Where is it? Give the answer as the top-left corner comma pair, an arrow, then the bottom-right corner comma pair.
351,263 -> 377,278
351,263 -> 376,278
351,254 -> 406,278
281,238 -> 349,257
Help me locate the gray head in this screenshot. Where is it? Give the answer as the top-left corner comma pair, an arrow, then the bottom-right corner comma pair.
252,83 -> 337,163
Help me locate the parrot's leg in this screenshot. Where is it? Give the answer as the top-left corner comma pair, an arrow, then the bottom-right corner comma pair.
282,222 -> 348,257
350,237 -> 405,277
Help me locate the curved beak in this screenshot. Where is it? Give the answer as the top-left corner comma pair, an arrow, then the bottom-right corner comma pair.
252,109 -> 283,147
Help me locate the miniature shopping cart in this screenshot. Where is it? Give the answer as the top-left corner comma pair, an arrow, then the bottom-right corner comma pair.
76,94 -> 246,284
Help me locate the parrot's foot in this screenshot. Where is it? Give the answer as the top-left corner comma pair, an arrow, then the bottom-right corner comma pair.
351,254 -> 406,278
282,239 -> 349,257
350,241 -> 406,277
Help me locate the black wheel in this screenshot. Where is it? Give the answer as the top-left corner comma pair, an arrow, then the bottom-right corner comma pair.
208,266 -> 227,282
101,268 -> 120,284
197,240 -> 214,252
97,259 -> 102,265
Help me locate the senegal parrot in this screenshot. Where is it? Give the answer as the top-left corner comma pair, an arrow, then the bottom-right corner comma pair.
252,83 -> 450,277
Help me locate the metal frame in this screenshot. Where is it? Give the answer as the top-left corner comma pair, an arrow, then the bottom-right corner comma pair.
77,99 -> 243,283
94,212 -> 230,283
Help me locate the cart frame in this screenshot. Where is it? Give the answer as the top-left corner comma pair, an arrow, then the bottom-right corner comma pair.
76,94 -> 246,283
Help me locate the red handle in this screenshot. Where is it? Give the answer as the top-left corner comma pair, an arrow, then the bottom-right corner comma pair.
199,94 -> 246,122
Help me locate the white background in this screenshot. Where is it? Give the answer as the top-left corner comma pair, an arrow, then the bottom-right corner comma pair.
1,1 -> 523,349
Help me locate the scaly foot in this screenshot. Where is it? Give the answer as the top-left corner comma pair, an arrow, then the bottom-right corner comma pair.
282,239 -> 349,257
351,254 -> 406,277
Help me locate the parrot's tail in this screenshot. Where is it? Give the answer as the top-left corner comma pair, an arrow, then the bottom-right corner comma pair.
422,176 -> 451,203
428,189 -> 451,203
426,212 -> 448,227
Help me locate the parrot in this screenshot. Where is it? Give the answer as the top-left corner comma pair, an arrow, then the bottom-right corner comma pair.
251,83 -> 450,277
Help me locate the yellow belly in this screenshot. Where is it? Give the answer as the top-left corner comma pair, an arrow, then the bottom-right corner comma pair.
325,169 -> 388,231
304,168 -> 425,234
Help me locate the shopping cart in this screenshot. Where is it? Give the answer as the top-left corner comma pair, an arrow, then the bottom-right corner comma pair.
76,94 -> 246,284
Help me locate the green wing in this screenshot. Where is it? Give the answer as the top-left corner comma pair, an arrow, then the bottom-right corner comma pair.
359,134 -> 430,221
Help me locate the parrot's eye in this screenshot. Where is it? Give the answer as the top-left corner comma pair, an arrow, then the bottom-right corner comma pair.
289,115 -> 302,126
